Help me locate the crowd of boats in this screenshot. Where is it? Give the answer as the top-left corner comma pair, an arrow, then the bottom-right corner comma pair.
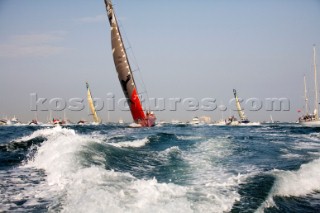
0,115 -> 279,127
0,85 -> 263,127
0,86 -> 266,127
0,116 -> 92,126
0,116 -> 262,127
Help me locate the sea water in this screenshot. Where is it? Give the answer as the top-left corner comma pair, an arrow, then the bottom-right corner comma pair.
0,123 -> 320,212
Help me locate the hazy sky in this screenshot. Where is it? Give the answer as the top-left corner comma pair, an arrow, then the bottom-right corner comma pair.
0,0 -> 320,123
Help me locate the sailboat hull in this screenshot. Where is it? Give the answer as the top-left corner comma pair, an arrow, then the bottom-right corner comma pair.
299,120 -> 320,127
139,115 -> 156,127
129,115 -> 156,128
225,120 -> 261,126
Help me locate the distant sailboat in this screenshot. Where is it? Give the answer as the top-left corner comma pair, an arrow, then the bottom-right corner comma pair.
233,89 -> 249,124
270,114 -> 274,123
299,45 -> 320,127
230,89 -> 260,126
5,115 -> 21,125
104,0 -> 156,127
86,82 -> 101,124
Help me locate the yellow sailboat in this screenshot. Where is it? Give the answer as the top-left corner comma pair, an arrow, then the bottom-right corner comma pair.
86,82 -> 101,124
227,89 -> 260,126
233,89 -> 249,124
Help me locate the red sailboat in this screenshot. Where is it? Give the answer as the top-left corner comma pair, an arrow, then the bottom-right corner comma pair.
104,0 -> 156,127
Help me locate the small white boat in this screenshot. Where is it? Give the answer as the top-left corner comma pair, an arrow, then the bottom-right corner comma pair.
5,116 -> 21,125
189,117 -> 200,125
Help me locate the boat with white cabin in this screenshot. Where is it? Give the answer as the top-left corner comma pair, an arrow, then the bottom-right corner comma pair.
189,117 -> 200,125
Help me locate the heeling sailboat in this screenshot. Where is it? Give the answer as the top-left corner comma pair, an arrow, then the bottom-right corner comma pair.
104,0 -> 156,127
299,45 -> 320,127
233,89 -> 249,124
229,89 -> 260,126
86,82 -> 101,124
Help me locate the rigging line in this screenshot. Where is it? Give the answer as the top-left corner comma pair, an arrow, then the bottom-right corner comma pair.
117,20 -> 151,111
132,69 -> 139,73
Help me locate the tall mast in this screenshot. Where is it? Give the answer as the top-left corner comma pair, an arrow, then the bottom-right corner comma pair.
233,89 -> 247,121
104,0 -> 146,123
313,45 -> 319,120
304,75 -> 309,115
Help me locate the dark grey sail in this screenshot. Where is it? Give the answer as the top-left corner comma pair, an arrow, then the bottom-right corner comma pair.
104,0 -> 156,127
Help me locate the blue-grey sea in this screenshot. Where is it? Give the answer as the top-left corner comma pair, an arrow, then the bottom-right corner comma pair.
1,123 -> 320,212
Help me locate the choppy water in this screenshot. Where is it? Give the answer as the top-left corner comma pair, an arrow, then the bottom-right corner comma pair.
0,123 -> 320,212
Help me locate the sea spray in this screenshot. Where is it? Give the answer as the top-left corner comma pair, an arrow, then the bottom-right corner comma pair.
257,157 -> 320,211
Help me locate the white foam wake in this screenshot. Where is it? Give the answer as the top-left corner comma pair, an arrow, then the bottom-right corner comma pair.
16,126 -> 66,142
176,135 -> 202,140
273,158 -> 320,197
19,127 -> 193,212
180,137 -> 251,212
23,126 -> 93,187
60,168 -> 192,213
257,158 -> 320,211
109,138 -> 149,148
18,126 -> 254,212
